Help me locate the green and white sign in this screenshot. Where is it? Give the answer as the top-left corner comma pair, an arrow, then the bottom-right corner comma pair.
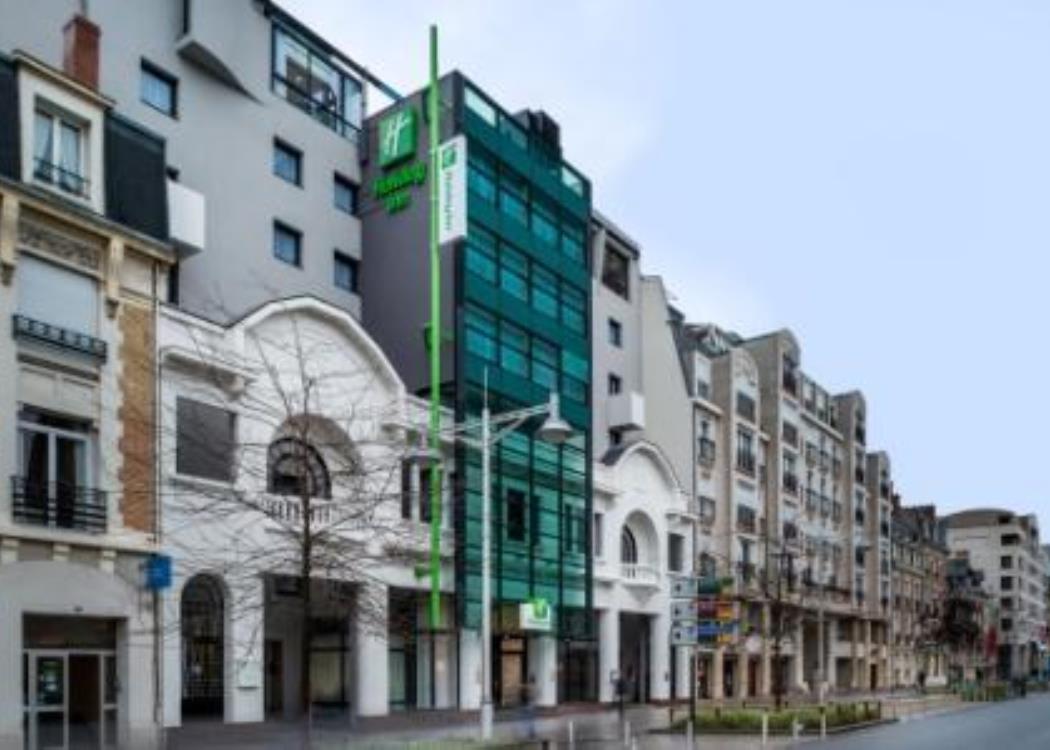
378,107 -> 417,167
438,135 -> 467,244
519,597 -> 552,632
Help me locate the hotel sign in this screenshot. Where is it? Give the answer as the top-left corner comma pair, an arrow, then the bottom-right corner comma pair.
437,135 -> 467,244
520,597 -> 552,632
378,107 -> 417,167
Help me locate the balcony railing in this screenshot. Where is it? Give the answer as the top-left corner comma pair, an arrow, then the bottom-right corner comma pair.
736,453 -> 756,477
698,438 -> 716,466
621,562 -> 660,585
12,314 -> 107,360
33,158 -> 90,198
11,477 -> 107,533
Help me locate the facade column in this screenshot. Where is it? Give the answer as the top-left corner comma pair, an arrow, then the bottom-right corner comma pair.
528,635 -> 558,707
355,583 -> 389,716
850,619 -> 862,690
674,646 -> 691,699
733,653 -> 747,699
650,611 -> 671,701
226,576 -> 264,723
760,604 -> 772,697
826,619 -> 838,693
458,628 -> 482,709
863,620 -> 873,691
793,618 -> 805,691
161,587 -> 182,727
598,609 -> 620,702
712,646 -> 725,700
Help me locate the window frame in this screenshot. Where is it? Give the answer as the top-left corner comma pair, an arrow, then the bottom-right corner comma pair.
273,221 -> 303,267
333,250 -> 359,293
333,172 -> 358,215
140,59 -> 179,118
273,139 -> 303,186
608,318 -> 623,347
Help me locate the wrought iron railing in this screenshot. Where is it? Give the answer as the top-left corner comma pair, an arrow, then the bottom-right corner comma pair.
33,158 -> 90,198
12,314 -> 107,360
11,476 -> 107,533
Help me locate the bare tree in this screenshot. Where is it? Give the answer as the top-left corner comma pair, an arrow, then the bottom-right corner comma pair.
154,302 -> 430,734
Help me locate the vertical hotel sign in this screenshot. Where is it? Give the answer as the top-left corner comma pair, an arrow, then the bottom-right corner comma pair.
437,135 -> 466,244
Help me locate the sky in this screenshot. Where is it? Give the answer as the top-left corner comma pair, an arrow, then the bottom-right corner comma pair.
284,0 -> 1050,532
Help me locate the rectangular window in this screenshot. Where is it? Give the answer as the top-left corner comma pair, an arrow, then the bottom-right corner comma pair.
464,86 -> 497,126
608,318 -> 623,347
272,26 -> 363,140
1001,555 -> 1013,569
561,283 -> 586,335
506,489 -> 526,541
400,461 -> 413,519
175,397 -> 235,482
273,222 -> 302,266
668,533 -> 685,573
561,220 -> 586,266
33,109 -> 86,197
736,428 -> 755,475
499,171 -> 528,225
140,61 -> 177,117
736,392 -> 756,423
562,349 -> 588,403
608,373 -> 622,395
531,201 -> 558,246
466,226 -> 497,283
531,339 -> 558,391
333,173 -> 358,214
333,251 -> 358,293
531,264 -> 558,319
601,246 -> 629,299
499,247 -> 528,302
499,321 -> 529,377
17,254 -> 98,336
273,140 -> 302,185
465,306 -> 497,363
593,512 -> 605,558
467,149 -> 497,203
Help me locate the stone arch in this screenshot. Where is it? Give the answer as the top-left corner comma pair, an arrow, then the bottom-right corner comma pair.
622,509 -> 660,568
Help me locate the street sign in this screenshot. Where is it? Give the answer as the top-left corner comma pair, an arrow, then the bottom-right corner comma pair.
671,600 -> 696,621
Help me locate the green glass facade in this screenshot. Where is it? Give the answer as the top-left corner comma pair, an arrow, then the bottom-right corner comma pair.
452,77 -> 593,647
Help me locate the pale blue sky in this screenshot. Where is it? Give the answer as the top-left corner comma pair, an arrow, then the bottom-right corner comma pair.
285,1 -> 1050,530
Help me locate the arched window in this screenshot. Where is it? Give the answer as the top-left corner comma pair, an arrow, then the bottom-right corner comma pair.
267,437 -> 331,499
181,574 -> 224,716
620,526 -> 638,565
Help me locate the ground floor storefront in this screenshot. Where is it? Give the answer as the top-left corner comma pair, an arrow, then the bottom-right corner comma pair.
0,552 -> 159,750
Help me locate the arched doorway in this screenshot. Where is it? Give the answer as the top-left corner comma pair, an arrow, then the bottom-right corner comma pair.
181,574 -> 225,718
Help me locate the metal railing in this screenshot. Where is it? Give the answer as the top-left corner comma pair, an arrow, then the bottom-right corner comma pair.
11,477 -> 107,533
33,158 -> 90,198
12,314 -> 107,360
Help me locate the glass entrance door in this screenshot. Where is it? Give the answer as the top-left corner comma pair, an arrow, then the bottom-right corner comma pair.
23,652 -> 117,750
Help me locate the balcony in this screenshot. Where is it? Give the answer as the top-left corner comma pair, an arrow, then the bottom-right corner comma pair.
12,314 -> 107,361
621,563 -> 660,587
11,477 -> 107,534
697,437 -> 716,467
168,179 -> 206,256
608,391 -> 645,431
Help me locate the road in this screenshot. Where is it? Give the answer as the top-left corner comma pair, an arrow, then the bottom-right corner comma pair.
807,694 -> 1050,750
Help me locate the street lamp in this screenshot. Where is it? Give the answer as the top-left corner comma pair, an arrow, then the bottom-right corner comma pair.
427,384 -> 573,740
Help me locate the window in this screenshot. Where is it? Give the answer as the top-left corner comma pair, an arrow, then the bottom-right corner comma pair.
736,392 -> 756,423
140,61 -> 177,117
175,398 -> 235,482
498,170 -> 528,225
33,109 -> 86,197
499,247 -> 528,302
272,26 -> 363,140
562,349 -> 588,404
561,283 -> 586,335
273,222 -> 302,266
620,526 -> 638,564
593,512 -> 605,558
608,318 -> 623,347
531,201 -> 558,246
736,428 -> 755,475
465,306 -> 497,363
601,246 -> 629,299
466,227 -> 497,283
531,265 -> 558,319
531,339 -> 557,390
333,174 -> 358,214
18,407 -> 92,490
500,321 -> 529,377
561,221 -> 586,266
333,251 -> 358,293
608,373 -> 622,395
17,254 -> 98,335
467,149 -> 496,203
267,438 -> 331,498
464,86 -> 497,126
1001,576 -> 1014,591
1001,555 -> 1013,569
506,488 -> 526,541
668,533 -> 685,573
273,140 -> 302,185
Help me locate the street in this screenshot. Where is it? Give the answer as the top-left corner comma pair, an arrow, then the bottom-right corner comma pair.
808,694 -> 1050,750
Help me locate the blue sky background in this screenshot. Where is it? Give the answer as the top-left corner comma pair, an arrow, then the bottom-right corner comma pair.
285,0 -> 1050,531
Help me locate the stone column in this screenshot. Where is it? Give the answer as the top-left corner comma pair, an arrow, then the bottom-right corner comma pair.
650,611 -> 671,701
759,604 -> 772,697
712,646 -> 725,700
674,646 -> 692,699
458,628 -> 482,709
734,654 -> 748,699
827,619 -> 838,692
850,619 -> 862,690
598,609 -> 620,702
794,619 -> 805,691
863,620 -> 873,691
528,635 -> 558,707
355,583 -> 389,716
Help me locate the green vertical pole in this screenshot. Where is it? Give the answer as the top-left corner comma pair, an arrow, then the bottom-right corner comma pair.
427,24 -> 442,632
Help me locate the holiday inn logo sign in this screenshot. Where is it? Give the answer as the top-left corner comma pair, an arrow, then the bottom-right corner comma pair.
378,107 -> 417,167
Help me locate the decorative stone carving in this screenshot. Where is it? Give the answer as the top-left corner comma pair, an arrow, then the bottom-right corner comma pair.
18,216 -> 101,271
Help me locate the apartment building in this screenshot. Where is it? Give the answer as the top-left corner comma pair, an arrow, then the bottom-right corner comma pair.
941,555 -> 995,683
0,36 -> 174,749
0,0 -> 391,323
889,502 -> 949,688
944,509 -> 1048,679
360,74 -> 594,706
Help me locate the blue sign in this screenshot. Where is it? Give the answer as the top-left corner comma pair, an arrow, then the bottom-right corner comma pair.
145,554 -> 172,590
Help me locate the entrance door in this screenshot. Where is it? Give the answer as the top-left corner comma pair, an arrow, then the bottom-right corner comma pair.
498,637 -> 526,707
264,640 -> 283,716
23,652 -> 117,750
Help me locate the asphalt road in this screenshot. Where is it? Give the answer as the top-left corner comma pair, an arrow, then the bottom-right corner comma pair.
810,694 -> 1050,750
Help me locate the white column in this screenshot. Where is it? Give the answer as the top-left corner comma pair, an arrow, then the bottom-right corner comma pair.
793,619 -> 805,691
0,587 -> 21,749
459,628 -> 482,709
162,587 -> 182,727
674,647 -> 691,699
650,612 -> 671,701
123,613 -> 160,749
528,635 -> 558,707
598,609 -> 620,702
712,646 -> 725,700
226,576 -> 264,723
433,632 -> 454,708
760,604 -> 772,697
355,583 -> 389,717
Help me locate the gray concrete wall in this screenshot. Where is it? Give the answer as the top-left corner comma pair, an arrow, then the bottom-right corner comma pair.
0,0 -> 365,323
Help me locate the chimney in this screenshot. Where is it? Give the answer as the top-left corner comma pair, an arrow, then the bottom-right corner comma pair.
62,13 -> 100,90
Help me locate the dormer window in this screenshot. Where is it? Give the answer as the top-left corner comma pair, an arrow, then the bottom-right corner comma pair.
33,107 -> 87,198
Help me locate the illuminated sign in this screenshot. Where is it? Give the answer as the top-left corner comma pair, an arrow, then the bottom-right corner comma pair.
378,107 -> 417,167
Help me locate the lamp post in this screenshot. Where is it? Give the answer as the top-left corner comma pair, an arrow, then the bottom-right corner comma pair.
424,383 -> 573,739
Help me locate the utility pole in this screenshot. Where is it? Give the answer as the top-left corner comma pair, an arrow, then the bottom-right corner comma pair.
426,23 -> 442,634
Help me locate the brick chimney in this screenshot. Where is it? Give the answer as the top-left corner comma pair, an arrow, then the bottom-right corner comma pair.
62,14 -> 100,90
